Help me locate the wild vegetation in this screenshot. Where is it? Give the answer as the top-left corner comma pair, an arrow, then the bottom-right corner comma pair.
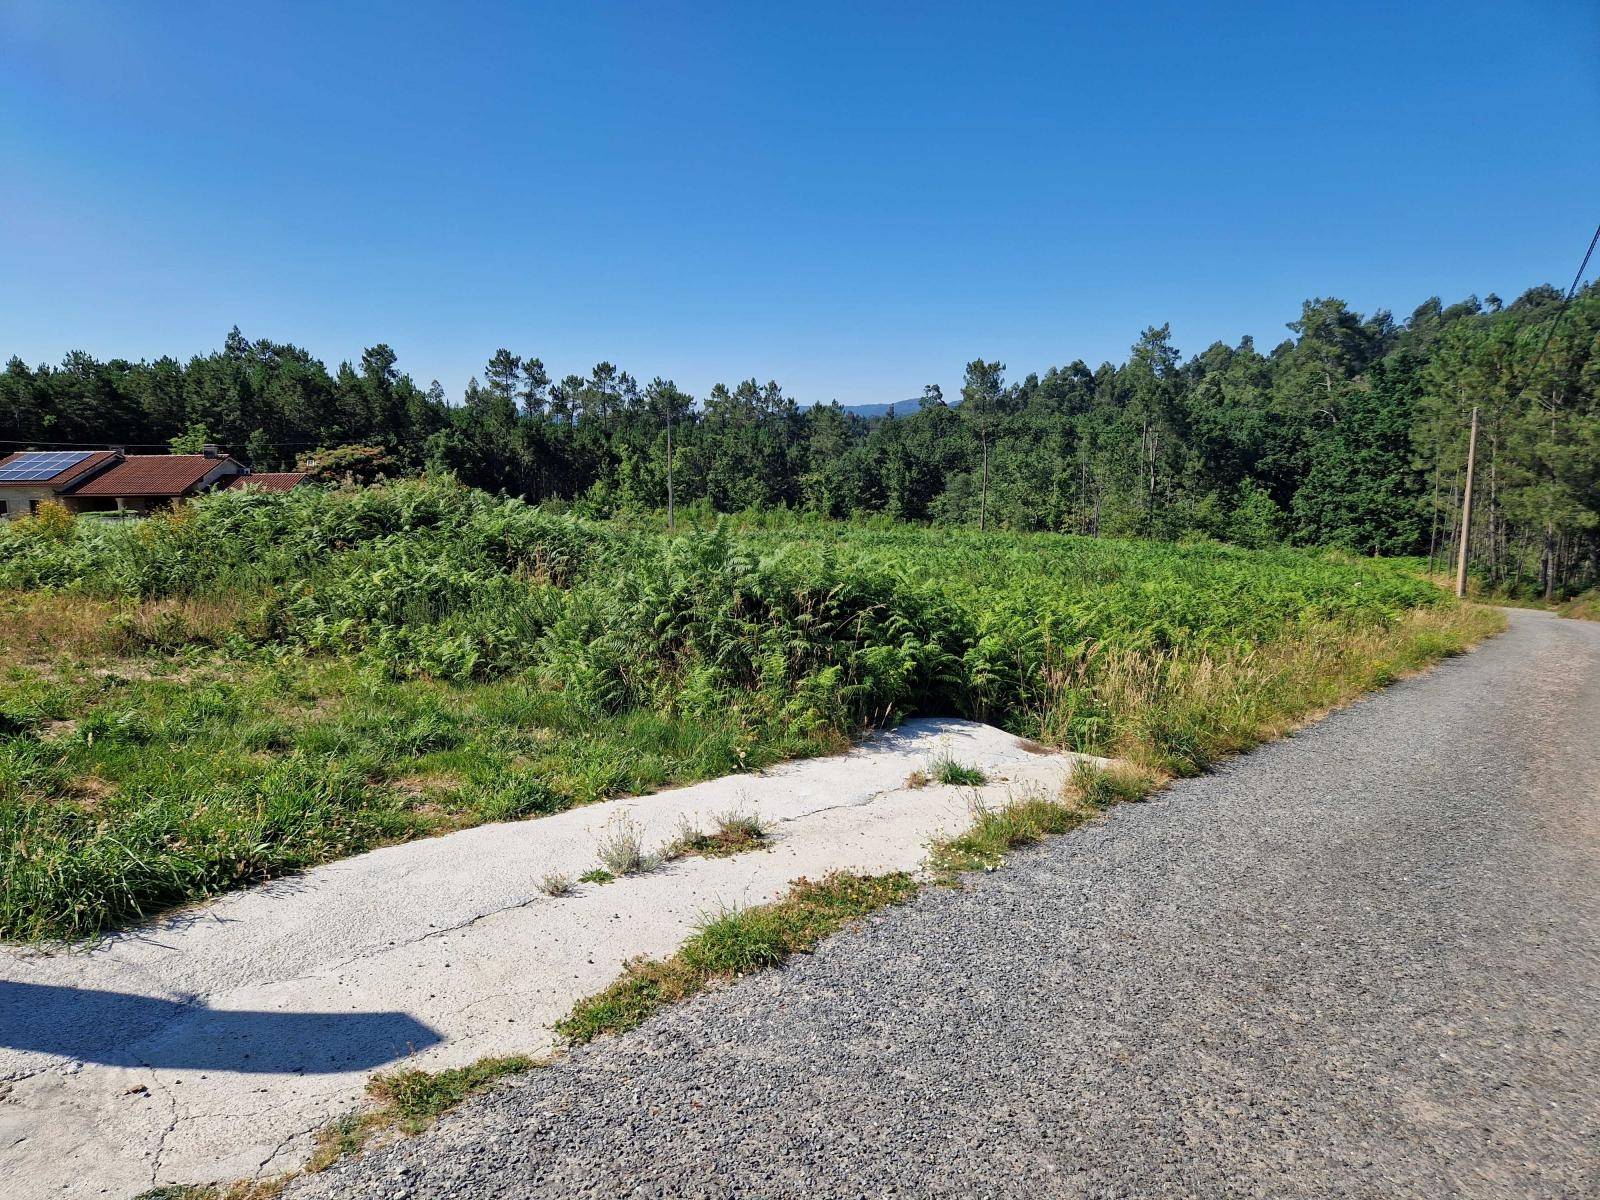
6,282 -> 1597,598
668,809 -> 770,859
555,871 -> 920,1045
0,478 -> 1493,940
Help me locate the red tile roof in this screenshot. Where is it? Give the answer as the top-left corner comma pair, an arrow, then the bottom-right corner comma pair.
68,454 -> 239,498
226,472 -> 309,493
0,450 -> 121,489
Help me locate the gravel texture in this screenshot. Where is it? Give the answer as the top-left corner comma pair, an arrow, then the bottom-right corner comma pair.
289,609 -> 1600,1200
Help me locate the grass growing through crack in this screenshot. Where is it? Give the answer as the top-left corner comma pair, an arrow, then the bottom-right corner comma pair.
555,871 -> 917,1044
594,815 -> 659,877
668,808 -> 770,858
300,1056 -> 541,1173
929,754 -> 988,786
537,871 -> 573,897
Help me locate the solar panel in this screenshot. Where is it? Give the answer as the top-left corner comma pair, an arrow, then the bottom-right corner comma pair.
0,450 -> 95,483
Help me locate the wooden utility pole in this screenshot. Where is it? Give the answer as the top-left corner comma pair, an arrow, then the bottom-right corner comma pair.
1454,405 -> 1479,598
979,436 -> 988,532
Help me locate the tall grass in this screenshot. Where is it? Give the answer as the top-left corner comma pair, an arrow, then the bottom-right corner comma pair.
0,479 -> 1486,940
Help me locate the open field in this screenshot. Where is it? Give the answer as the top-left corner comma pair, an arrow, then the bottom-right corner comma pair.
0,481 -> 1498,941
275,608 -> 1597,1200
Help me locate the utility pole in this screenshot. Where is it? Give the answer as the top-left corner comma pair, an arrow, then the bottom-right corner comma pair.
1454,404 -> 1479,598
979,435 -> 988,532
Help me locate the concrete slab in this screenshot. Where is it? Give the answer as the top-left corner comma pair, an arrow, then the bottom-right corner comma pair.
0,717 -> 1098,1198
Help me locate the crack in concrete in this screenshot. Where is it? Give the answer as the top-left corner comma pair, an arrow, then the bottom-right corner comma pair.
8,719 -> 1060,1200
146,1085 -> 181,1186
313,891 -> 550,982
256,1115 -> 328,1175
771,786 -> 900,824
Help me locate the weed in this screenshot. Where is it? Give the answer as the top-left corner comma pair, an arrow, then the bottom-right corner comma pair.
594,815 -> 658,877
928,789 -> 1093,876
132,1183 -> 281,1200
1070,761 -> 1155,807
366,1056 -> 538,1133
537,871 -> 573,897
0,480 -> 1500,940
579,868 -> 614,885
928,754 -> 988,786
669,808 -> 769,858
294,1055 -> 542,1176
556,871 -> 916,1044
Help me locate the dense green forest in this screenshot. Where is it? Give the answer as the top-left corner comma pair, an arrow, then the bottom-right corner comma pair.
4,283 -> 1597,596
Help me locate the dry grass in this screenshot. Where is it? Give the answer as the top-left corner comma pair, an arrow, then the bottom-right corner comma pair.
0,589 -> 260,661
1559,589 -> 1600,622
667,808 -> 770,858
537,871 -> 573,896
1046,605 -> 1505,777
594,815 -> 659,876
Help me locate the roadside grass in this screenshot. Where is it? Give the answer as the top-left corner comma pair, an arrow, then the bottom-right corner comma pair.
1559,588 -> 1599,622
133,1187 -> 281,1200
926,765 -> 1154,878
147,596 -> 1504,1194
1451,580 -> 1597,623
556,872 -> 918,1045
0,601 -> 1500,942
1070,604 -> 1507,778
362,1055 -> 540,1137
1071,759 -> 1157,808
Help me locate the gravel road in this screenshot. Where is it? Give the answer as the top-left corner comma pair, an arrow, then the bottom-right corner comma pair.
289,609 -> 1599,1200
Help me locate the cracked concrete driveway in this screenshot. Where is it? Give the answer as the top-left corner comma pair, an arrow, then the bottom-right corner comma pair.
0,718 -> 1091,1198
286,609 -> 1599,1200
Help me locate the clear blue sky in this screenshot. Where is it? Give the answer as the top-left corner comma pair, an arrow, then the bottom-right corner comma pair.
3,1 -> 1596,406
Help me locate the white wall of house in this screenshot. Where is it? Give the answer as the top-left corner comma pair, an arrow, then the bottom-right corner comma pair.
198,459 -> 247,489
0,487 -> 60,519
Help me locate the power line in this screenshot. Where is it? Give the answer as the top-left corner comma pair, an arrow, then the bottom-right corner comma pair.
1527,220 -> 1600,409
0,436 -> 339,450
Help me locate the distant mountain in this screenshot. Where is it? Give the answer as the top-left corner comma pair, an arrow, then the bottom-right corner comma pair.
804,400 -> 916,420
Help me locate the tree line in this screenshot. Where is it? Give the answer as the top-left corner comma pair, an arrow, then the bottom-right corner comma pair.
3,283 -> 1597,597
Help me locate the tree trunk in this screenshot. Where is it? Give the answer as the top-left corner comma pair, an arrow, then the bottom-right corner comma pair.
979,435 -> 989,532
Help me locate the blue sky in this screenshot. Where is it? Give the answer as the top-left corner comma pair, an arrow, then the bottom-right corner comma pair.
2,1 -> 1596,406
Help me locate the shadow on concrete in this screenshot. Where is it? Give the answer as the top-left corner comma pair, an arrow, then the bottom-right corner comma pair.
0,980 -> 440,1073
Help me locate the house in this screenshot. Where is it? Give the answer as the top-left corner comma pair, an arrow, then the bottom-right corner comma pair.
0,451 -> 122,518
224,471 -> 309,493
0,447 -> 248,519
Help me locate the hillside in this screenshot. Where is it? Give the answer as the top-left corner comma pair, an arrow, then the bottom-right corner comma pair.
0,479 -> 1494,941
